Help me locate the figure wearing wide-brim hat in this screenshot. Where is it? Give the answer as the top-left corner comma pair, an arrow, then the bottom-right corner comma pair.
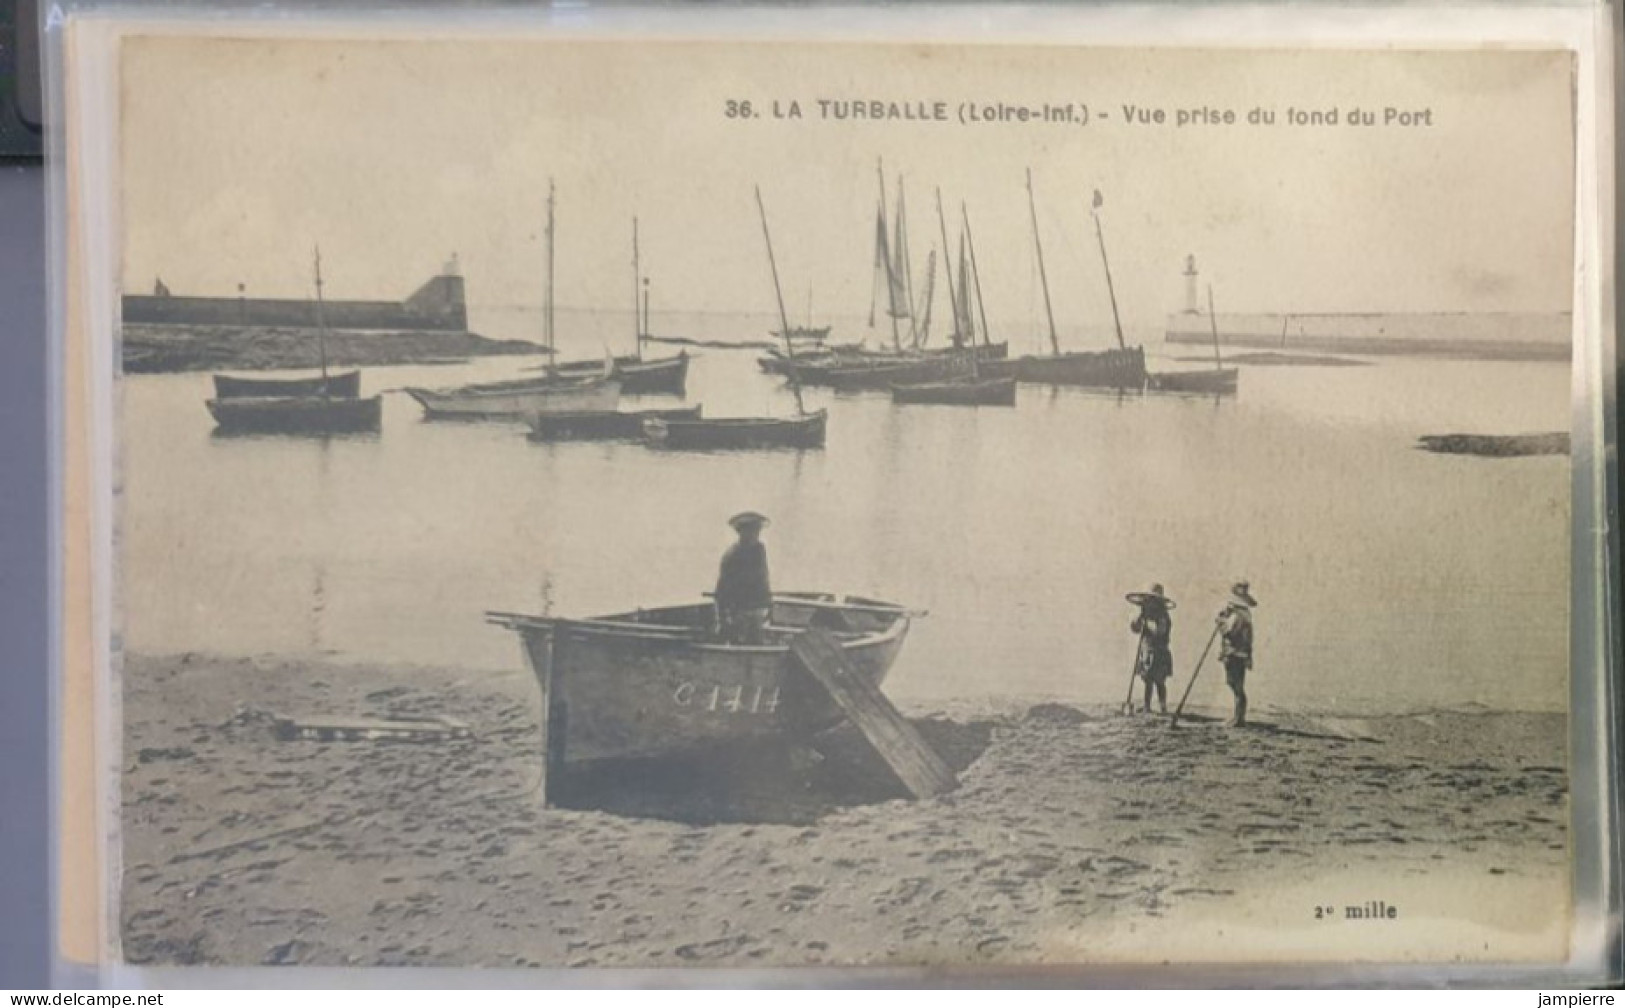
1127,584 -> 1175,714
715,512 -> 773,644
728,511 -> 770,532
1217,580 -> 1258,726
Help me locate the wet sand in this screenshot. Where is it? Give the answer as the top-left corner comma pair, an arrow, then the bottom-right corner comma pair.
120,653 -> 1569,969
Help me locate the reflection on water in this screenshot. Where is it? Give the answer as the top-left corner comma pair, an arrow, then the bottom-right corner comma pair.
120,313 -> 1571,714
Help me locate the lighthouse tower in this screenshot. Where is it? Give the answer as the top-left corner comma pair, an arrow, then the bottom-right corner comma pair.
1183,254 -> 1199,314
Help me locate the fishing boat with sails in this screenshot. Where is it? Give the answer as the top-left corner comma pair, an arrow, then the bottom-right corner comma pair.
485,592 -> 915,770
405,180 -> 620,420
761,163 -> 1005,386
644,186 -> 827,451
981,175 -> 1147,389
205,249 -> 383,434
891,192 -> 1017,407
543,217 -> 690,395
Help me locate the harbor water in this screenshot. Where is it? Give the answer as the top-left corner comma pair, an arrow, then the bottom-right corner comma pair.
119,310 -> 1572,714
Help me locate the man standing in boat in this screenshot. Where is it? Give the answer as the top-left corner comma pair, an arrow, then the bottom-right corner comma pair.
1127,584 -> 1175,714
1217,581 -> 1258,727
714,512 -> 773,645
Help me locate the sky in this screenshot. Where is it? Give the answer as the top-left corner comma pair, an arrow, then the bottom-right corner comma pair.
120,35 -> 1576,334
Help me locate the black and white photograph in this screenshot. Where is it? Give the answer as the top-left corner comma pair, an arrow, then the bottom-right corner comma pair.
100,32 -> 1579,969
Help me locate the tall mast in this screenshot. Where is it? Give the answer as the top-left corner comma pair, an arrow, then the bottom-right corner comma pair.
1091,190 -> 1127,351
877,159 -> 900,352
755,185 -> 805,415
1026,168 -> 1060,357
312,245 -> 330,386
916,249 -> 936,349
896,176 -> 917,348
632,216 -> 642,360
962,202 -> 992,350
545,178 -> 556,357
936,187 -> 962,349
1207,285 -> 1225,372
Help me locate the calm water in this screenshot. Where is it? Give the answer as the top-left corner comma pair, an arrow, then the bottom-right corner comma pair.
119,311 -> 1571,714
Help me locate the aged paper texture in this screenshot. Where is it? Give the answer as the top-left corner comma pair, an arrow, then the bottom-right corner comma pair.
113,33 -> 1575,968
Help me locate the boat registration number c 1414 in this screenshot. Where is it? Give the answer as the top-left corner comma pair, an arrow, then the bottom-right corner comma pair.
673,682 -> 782,715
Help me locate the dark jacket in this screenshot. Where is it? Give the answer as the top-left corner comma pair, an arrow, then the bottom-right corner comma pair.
715,539 -> 772,613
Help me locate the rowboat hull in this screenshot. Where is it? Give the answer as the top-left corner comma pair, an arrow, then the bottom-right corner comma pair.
526,406 -> 702,441
553,352 -> 690,395
1146,367 -> 1239,394
205,394 -> 382,433
213,370 -> 362,399
890,376 -> 1017,406
643,408 -> 827,450
406,378 -> 621,419
982,346 -> 1146,387
487,593 -> 913,768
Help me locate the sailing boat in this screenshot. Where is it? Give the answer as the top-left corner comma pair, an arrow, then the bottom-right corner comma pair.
644,187 -> 826,450
406,180 -> 621,420
548,217 -> 690,395
1147,284 -> 1239,394
982,174 -> 1146,388
205,248 -> 383,433
891,199 -> 1015,407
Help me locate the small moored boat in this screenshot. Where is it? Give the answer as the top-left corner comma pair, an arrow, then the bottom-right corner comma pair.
527,405 -> 701,442
213,369 -> 361,399
1146,366 -> 1239,394
405,376 -> 621,420
485,592 -> 916,769
206,394 -> 381,434
644,408 -> 826,450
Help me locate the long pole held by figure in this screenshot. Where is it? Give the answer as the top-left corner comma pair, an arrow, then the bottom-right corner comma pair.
1121,625 -> 1148,715
1169,622 -> 1222,729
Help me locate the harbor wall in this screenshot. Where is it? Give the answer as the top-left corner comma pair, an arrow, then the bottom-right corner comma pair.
1164,311 -> 1571,361
123,272 -> 468,332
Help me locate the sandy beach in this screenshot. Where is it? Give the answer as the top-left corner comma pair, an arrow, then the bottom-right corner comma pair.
119,652 -> 1569,970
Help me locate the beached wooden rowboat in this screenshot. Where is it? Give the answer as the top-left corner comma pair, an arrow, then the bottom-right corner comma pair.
890,375 -> 1016,406
643,408 -> 827,450
206,394 -> 382,434
526,406 -> 702,441
486,592 -> 915,768
1146,367 -> 1239,394
213,369 -> 362,399
405,377 -> 621,419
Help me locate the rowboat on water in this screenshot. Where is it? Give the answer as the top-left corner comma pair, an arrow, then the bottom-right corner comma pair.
206,394 -> 382,434
644,408 -> 827,450
891,375 -> 1017,406
405,376 -> 621,420
212,369 -> 362,399
485,592 -> 916,771
527,405 -> 701,441
1146,366 -> 1239,394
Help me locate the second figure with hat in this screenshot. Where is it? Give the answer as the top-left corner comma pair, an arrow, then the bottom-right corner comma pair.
715,512 -> 773,644
1216,581 -> 1259,727
1126,584 -> 1176,714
